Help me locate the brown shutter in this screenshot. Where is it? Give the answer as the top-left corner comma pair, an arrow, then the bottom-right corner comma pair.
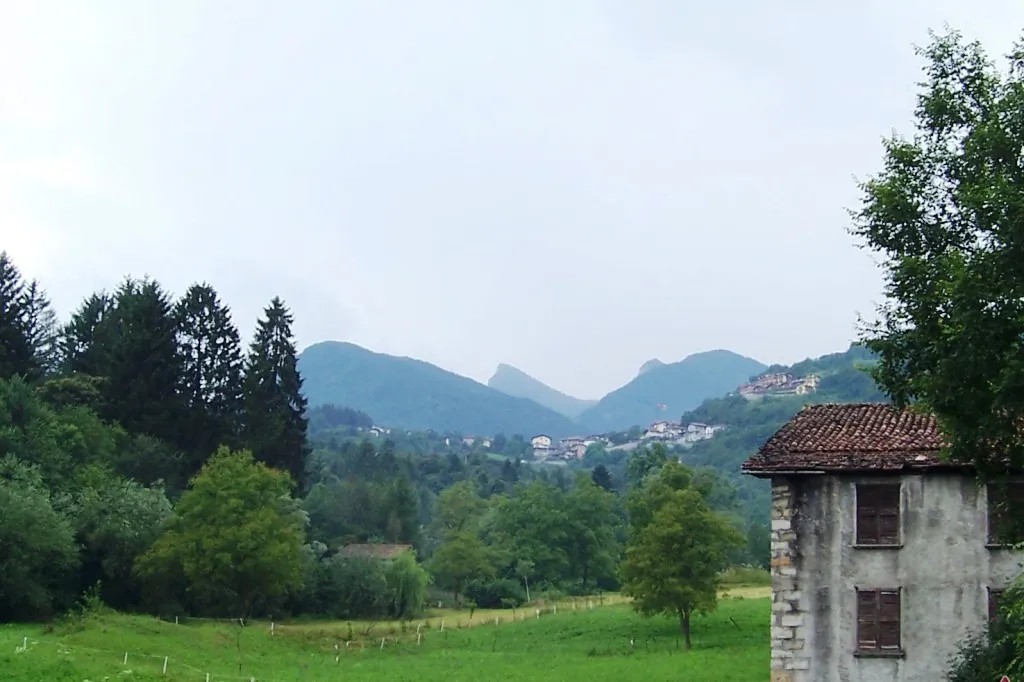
989,589 -> 1004,622
857,590 -> 879,650
857,487 -> 879,545
878,590 -> 901,650
989,484 -> 1009,543
877,485 -> 901,545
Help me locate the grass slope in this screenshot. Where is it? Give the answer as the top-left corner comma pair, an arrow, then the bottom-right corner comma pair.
578,349 -> 768,433
2,596 -> 769,682
488,363 -> 597,419
299,341 -> 578,438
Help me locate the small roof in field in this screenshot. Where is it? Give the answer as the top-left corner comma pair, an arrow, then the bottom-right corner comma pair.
338,543 -> 412,559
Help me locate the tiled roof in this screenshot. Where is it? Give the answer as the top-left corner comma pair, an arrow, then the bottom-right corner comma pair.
337,543 -> 412,559
741,403 -> 959,476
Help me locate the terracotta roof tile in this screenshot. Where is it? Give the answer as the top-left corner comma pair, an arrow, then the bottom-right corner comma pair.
741,403 -> 960,476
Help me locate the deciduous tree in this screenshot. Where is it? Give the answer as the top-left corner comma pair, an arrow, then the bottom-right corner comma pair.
852,29 -> 1024,473
620,463 -> 743,649
136,447 -> 305,617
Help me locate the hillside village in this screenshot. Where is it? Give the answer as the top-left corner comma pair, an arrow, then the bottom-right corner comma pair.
737,372 -> 819,400
352,370 -> 823,465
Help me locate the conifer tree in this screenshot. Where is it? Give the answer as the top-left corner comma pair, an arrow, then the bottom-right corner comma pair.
68,278 -> 185,450
0,252 -> 33,380
242,297 -> 309,489
61,292 -> 114,377
20,281 -> 60,377
175,283 -> 245,471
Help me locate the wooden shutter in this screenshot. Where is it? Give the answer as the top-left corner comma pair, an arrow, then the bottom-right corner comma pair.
989,589 -> 1005,622
877,485 -> 900,545
857,590 -> 879,650
878,590 -> 901,650
988,483 -> 1006,543
856,486 -> 879,545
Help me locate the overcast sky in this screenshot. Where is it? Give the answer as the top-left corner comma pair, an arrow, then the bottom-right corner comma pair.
3,1 -> 1024,399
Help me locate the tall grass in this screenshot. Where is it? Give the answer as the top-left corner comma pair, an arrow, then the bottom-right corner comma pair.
0,596 -> 770,681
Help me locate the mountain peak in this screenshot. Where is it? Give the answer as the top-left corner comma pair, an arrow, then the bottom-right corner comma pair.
488,363 -> 596,420
637,358 -> 665,376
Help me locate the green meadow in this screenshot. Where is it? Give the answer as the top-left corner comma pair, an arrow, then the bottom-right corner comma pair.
0,592 -> 769,682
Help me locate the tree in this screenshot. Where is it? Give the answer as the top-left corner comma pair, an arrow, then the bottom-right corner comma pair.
0,459 -> 79,621
20,280 -> 60,377
620,464 -> 743,649
591,464 -> 614,491
431,480 -> 487,534
429,530 -> 493,604
62,476 -> 173,609
135,447 -> 305,617
60,292 -> 114,377
380,474 -> 420,545
626,442 -> 669,486
0,252 -> 33,381
564,473 -> 621,589
175,283 -> 244,471
85,278 -> 186,449
242,297 -> 310,489
851,29 -> 1024,474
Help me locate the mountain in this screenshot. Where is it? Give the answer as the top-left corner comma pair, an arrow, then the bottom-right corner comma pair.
576,349 -> 767,433
487,364 -> 597,419
298,341 -> 578,438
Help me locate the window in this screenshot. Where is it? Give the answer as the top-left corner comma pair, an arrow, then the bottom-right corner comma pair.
989,588 -> 1005,622
856,484 -> 901,546
857,588 -> 902,654
987,480 -> 1024,545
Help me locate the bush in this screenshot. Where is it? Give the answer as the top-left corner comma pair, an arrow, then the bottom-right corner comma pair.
383,551 -> 431,618
464,578 -> 526,609
0,462 -> 80,621
946,581 -> 1022,681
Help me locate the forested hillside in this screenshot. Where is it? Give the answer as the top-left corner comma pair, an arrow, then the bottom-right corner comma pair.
577,349 -> 767,433
678,344 -> 885,518
299,341 -> 579,437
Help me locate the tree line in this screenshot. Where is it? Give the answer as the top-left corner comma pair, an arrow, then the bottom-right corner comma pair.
1,249 -> 762,646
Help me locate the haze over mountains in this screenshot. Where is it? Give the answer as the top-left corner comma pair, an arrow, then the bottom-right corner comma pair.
298,341 -> 769,437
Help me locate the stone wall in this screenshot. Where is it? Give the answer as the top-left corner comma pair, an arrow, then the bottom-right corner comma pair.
769,477 -> 810,681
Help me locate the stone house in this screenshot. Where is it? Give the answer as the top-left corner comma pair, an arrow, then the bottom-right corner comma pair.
741,403 -> 1024,682
530,434 -> 552,450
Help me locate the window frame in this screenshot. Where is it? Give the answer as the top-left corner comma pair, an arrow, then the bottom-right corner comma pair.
988,587 -> 1005,622
855,483 -> 902,547
986,479 -> 1024,546
855,587 -> 903,656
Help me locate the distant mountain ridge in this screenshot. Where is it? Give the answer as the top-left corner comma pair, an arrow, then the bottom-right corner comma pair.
576,349 -> 768,433
487,364 -> 597,419
298,341 -> 578,438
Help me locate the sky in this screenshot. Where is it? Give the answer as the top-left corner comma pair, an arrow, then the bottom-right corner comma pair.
4,1 -> 1024,400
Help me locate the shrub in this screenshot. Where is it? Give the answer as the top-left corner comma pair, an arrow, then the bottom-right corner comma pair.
946,580 -> 1023,681
464,578 -> 526,609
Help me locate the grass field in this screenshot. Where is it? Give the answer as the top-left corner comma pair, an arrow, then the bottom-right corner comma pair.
0,590 -> 770,681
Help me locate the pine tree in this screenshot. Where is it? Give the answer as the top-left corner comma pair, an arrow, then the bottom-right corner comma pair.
75,278 -> 185,448
20,281 -> 60,377
242,297 -> 309,489
61,292 -> 114,377
175,283 -> 244,471
0,251 -> 33,380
